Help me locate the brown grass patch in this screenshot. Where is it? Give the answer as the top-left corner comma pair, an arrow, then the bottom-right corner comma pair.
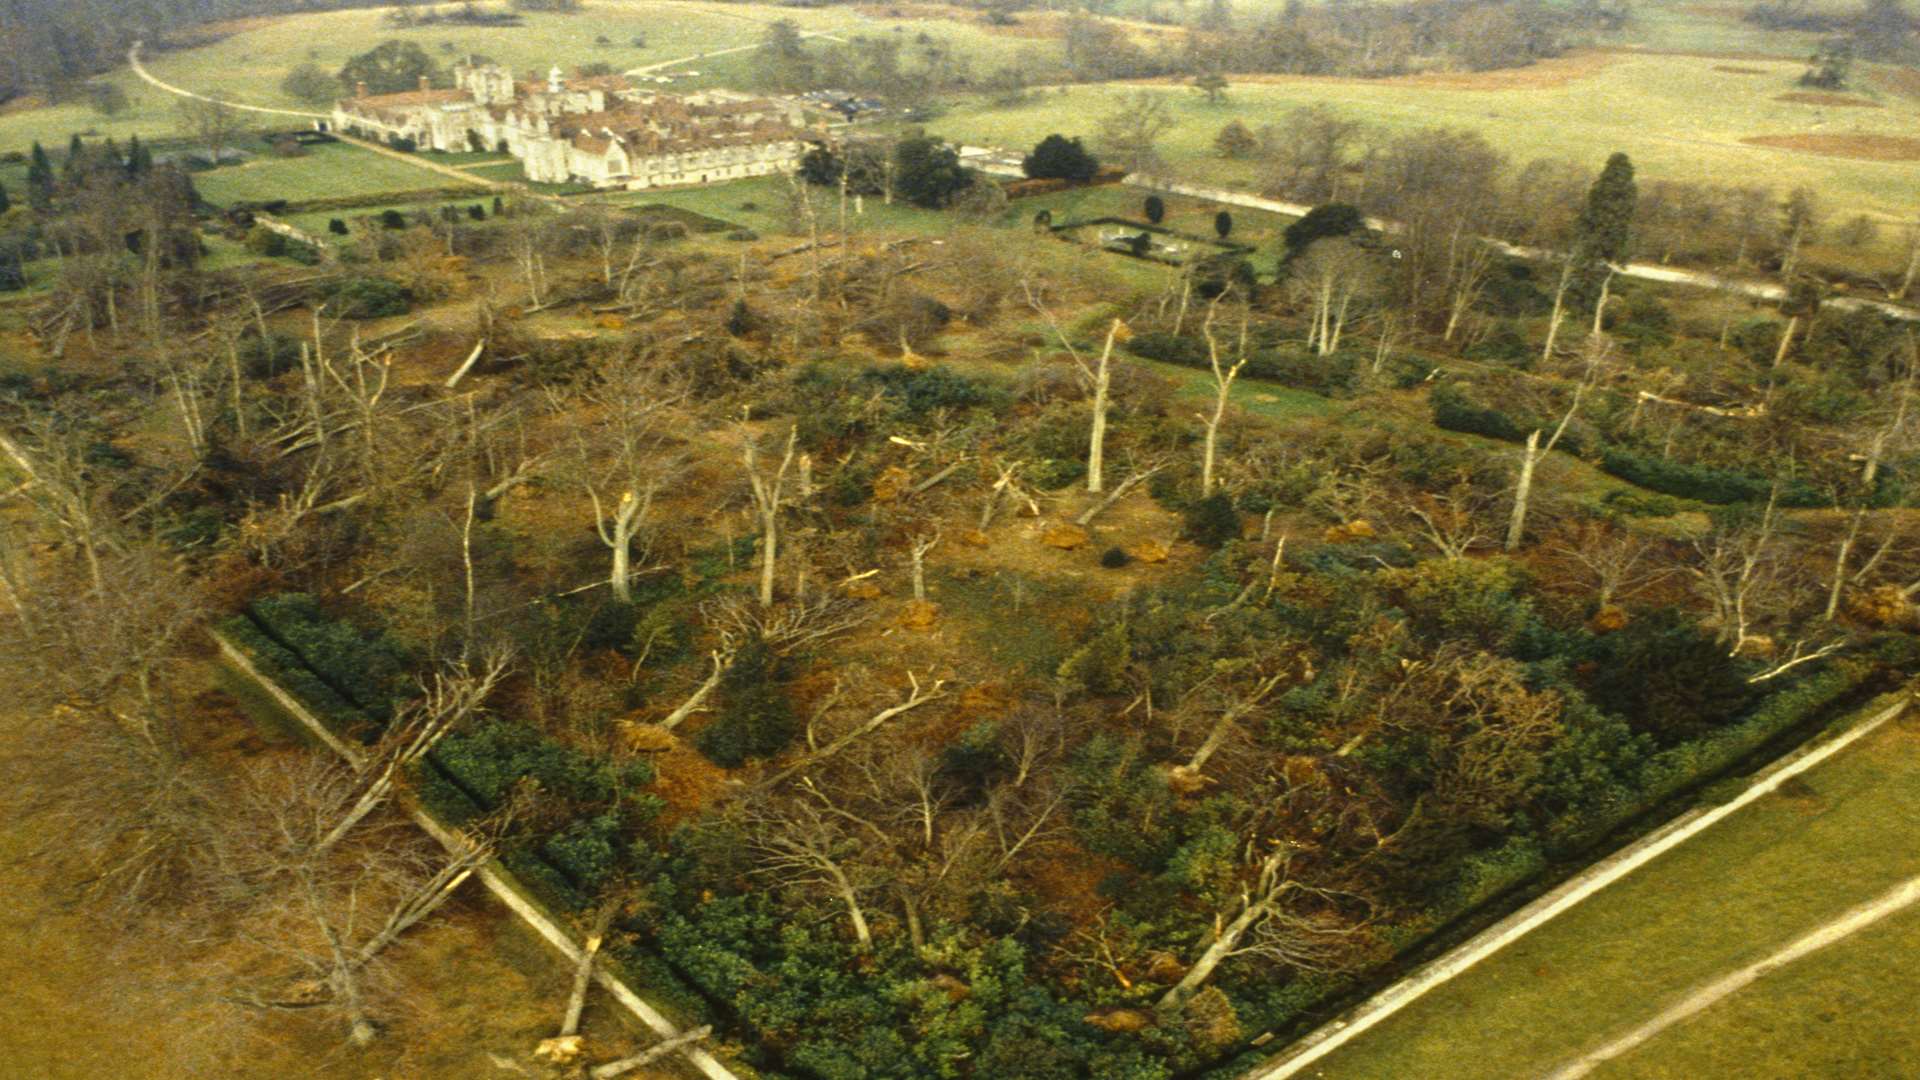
1714,64 -> 1768,74
1873,67 -> 1920,100
1740,133 -> 1920,160
849,3 -> 1177,42
1775,91 -> 1883,108
1162,49 -> 1618,93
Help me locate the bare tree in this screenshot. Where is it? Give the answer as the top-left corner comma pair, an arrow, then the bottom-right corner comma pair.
1506,336 -> 1610,551
315,653 -> 510,856
1405,479 -> 1495,560
735,788 -> 884,949
1097,90 -> 1174,177
1157,844 -> 1367,1008
504,205 -> 555,309
1289,238 -> 1375,357
1897,219 -> 1920,301
908,529 -> 940,602
744,423 -> 800,608
1778,186 -> 1821,280
1547,521 -> 1673,609
174,97 -> 246,167
212,755 -> 491,1045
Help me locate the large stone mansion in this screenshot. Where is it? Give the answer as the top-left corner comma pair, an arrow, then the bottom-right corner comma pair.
330,61 -> 816,190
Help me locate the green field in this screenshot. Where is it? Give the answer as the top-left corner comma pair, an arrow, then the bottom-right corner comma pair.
1309,697 -> 1920,1080
933,52 -> 1920,222
191,141 -> 481,206
138,1 -> 853,111
1587,903 -> 1920,1079
1097,0 -> 1829,57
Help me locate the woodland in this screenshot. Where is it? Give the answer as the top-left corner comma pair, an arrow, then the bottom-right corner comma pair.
2,70 -> 1919,1079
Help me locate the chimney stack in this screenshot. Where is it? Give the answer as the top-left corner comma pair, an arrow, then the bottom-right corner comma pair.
355,80 -> 368,99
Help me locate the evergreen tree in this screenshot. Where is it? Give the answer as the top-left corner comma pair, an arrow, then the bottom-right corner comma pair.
26,142 -> 55,212
0,180 -> 10,215
0,244 -> 23,292
1575,152 -> 1637,265
892,135 -> 972,209
62,133 -> 85,188
126,134 -> 153,177
1021,134 -> 1098,182
1284,202 -> 1365,253
1144,194 -> 1165,223
1215,210 -> 1233,239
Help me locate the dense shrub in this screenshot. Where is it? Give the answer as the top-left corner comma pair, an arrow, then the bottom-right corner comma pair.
247,593 -> 413,724
1282,202 -> 1365,253
696,639 -> 797,767
323,275 -> 411,319
1430,382 -> 1536,444
244,226 -> 287,257
856,364 -> 1000,417
1599,448 -> 1824,506
1183,491 -> 1241,546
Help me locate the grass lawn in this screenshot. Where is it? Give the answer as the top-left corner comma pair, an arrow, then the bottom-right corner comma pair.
1307,696 -> 1920,1080
602,174 -> 972,237
135,1 -> 857,112
191,141 -> 479,206
464,160 -> 597,194
932,52 -> 1920,223
281,197 -> 495,236
1587,902 -> 1920,1080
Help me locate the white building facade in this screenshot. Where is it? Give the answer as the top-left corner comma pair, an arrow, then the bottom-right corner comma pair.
330,62 -> 815,191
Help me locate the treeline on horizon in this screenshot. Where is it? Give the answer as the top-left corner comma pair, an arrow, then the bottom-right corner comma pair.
0,0 -> 403,105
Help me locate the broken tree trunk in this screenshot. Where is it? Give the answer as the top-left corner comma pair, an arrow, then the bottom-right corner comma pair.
443,339 -> 486,389
1075,465 -> 1164,527
589,1026 -> 715,1080
560,906 -> 620,1038
659,648 -> 732,730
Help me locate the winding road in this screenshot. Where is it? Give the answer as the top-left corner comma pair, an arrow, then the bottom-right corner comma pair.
1135,177 -> 1920,323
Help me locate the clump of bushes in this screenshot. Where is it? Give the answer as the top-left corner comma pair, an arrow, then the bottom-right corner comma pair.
1183,491 -> 1240,546
1599,448 -> 1823,507
244,226 -> 288,257
323,275 -> 411,319
696,639 -> 797,767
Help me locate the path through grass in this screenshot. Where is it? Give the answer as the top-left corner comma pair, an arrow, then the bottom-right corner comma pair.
1307,697 -> 1920,1080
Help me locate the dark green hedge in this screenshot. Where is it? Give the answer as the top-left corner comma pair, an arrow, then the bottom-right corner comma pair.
1599,448 -> 1824,507
247,593 -> 412,726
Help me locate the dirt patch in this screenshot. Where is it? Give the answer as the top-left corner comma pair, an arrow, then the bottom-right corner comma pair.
1685,3 -> 1753,18
1714,64 -> 1769,74
1740,133 -> 1920,160
1775,91 -> 1883,108
1873,66 -> 1920,100
1770,775 -> 1829,813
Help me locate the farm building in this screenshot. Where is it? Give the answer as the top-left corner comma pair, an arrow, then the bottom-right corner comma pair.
331,61 -> 816,190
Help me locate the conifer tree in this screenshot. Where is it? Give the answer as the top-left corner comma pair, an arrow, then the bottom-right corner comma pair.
1574,152 -> 1636,265
62,133 -> 85,187
0,180 -> 10,214
126,134 -> 153,178
26,142 -> 55,212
